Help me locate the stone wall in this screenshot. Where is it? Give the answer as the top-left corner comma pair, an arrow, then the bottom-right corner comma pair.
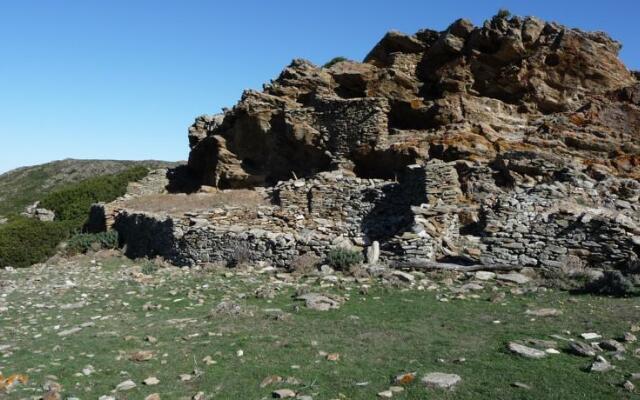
104,161 -> 639,271
108,161 -> 468,267
480,186 -> 640,270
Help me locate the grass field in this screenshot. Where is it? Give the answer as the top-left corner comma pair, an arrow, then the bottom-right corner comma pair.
0,254 -> 639,399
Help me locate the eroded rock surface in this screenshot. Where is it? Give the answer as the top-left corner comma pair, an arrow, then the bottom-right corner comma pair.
187,14 -> 638,188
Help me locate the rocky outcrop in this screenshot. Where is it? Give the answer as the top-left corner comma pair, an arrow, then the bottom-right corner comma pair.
21,202 -> 55,222
100,13 -> 640,273
187,13 -> 637,189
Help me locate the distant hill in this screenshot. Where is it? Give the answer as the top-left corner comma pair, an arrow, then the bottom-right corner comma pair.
0,159 -> 180,216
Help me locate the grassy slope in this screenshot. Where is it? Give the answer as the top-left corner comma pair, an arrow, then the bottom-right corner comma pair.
0,159 -> 180,216
1,256 -> 639,399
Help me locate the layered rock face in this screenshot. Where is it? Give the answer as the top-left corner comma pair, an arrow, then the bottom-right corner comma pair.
188,14 -> 638,188
109,13 -> 639,271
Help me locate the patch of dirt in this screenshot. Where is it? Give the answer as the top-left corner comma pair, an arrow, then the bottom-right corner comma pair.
120,190 -> 269,215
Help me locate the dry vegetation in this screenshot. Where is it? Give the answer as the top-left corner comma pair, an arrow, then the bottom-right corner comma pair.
121,190 -> 270,215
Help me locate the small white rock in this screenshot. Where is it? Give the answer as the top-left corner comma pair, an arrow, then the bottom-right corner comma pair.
115,379 -> 136,391
421,372 -> 462,390
143,377 -> 160,386
581,332 -> 602,340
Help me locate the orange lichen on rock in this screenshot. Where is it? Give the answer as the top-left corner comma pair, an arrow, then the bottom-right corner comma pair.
0,373 -> 29,392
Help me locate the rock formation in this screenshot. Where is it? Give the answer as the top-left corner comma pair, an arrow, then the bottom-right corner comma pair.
22,202 -> 55,222
100,13 -> 640,273
187,14 -> 638,188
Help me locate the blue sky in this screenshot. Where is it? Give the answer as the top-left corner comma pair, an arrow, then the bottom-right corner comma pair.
1,1 -> 639,174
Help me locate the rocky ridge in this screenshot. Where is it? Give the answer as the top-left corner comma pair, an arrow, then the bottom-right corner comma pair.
100,13 -> 639,274
187,14 -> 638,187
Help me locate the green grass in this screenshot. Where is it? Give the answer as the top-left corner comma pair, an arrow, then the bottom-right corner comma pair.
1,257 -> 639,399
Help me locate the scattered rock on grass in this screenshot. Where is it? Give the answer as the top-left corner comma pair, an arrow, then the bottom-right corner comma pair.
474,271 -> 496,281
589,356 -> 614,373
115,379 -> 136,391
490,292 -> 506,303
260,375 -> 283,388
296,293 -> 341,311
525,308 -> 562,317
211,301 -> 247,316
580,332 -> 602,340
508,342 -> 547,359
623,380 -> 635,392
130,350 -> 154,361
192,392 -> 206,400
394,372 -> 416,385
496,273 -> 531,284
511,382 -> 532,390
390,270 -> 415,283
377,390 -> 393,398
143,377 -> 160,386
272,388 -> 296,398
421,373 -> 461,390
568,341 -> 597,357
599,339 -> 625,353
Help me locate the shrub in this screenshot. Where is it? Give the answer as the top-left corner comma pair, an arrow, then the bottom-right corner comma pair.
495,8 -> 511,19
0,217 -> 69,268
582,270 -> 637,297
290,252 -> 321,275
326,247 -> 364,270
66,231 -> 119,255
227,242 -> 253,268
141,260 -> 159,275
627,259 -> 640,274
323,57 -> 348,68
543,268 -> 592,291
40,166 -> 148,229
0,167 -> 148,268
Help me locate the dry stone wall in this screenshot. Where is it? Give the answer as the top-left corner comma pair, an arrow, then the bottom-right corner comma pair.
104,161 -> 639,272
481,186 -> 640,270
110,161 -> 469,267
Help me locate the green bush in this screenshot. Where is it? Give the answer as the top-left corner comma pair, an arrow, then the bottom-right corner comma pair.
67,231 -> 119,255
326,247 -> 364,270
323,56 -> 348,68
0,217 -> 69,268
582,270 -> 638,297
495,8 -> 511,19
0,166 -> 147,268
227,242 -> 253,268
141,261 -> 159,275
40,166 -> 148,229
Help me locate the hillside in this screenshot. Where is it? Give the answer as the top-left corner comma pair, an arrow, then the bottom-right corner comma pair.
0,159 -> 180,216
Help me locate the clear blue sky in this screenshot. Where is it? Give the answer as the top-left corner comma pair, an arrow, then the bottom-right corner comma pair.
1,1 -> 639,174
